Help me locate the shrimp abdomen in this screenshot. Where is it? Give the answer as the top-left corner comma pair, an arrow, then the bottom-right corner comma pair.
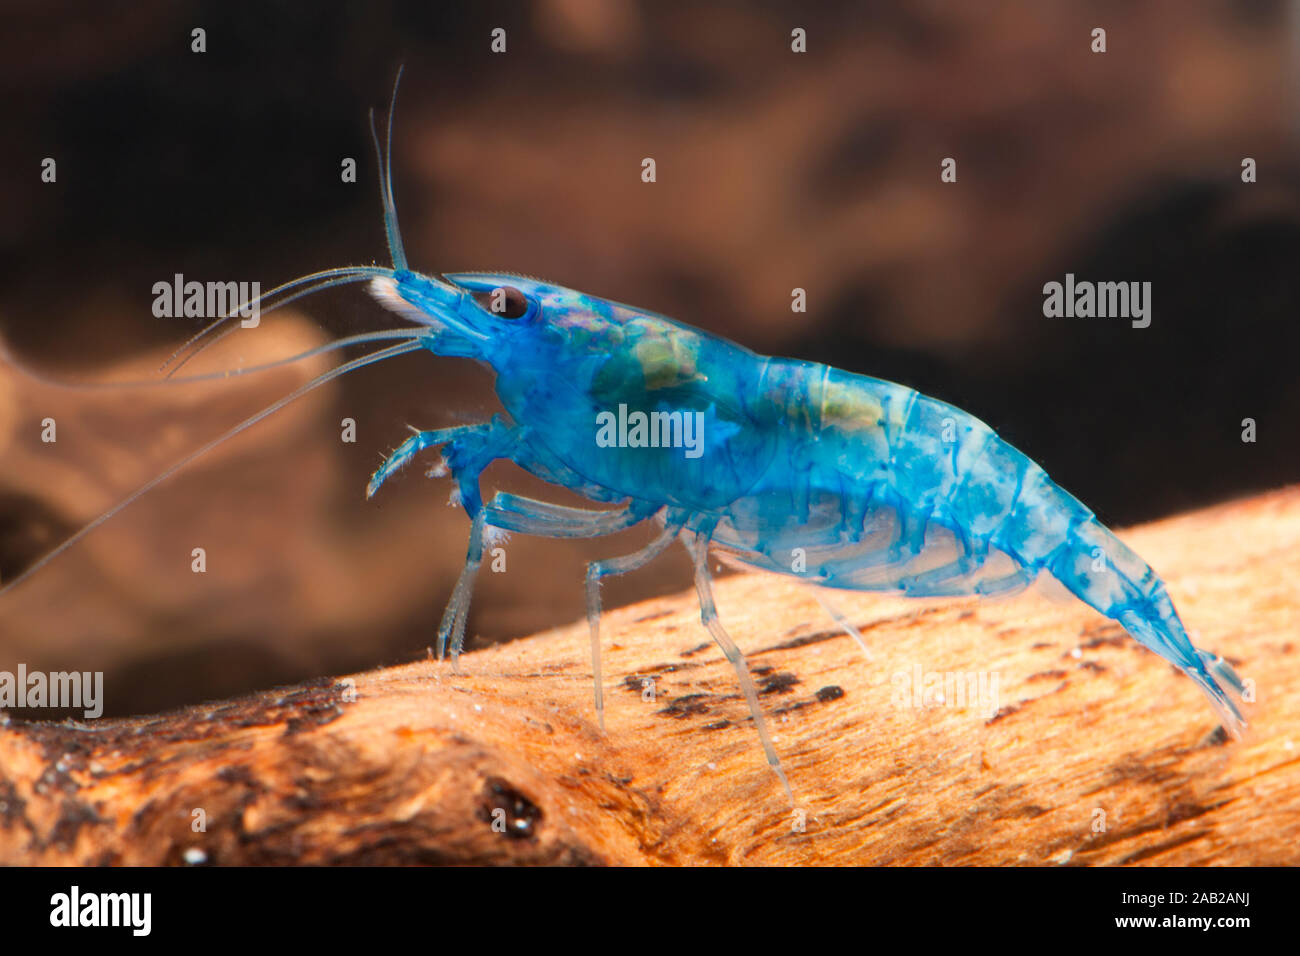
712,365 -> 1247,733
1041,511 -> 1247,734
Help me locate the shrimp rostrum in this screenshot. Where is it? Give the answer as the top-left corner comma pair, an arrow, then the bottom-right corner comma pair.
8,88 -> 1247,798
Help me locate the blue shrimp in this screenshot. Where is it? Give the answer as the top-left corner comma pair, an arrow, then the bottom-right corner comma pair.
4,77 -> 1247,797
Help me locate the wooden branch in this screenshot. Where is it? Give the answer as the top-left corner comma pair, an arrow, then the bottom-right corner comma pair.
2,487 -> 1298,865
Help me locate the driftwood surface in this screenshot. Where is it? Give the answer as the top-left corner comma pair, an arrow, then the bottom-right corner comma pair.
1,487 -> 1298,866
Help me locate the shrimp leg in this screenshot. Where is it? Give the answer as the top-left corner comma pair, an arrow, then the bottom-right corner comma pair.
440,494 -> 659,661
367,423 -> 486,499
487,494 -> 651,537
439,496 -> 651,661
688,526 -> 793,800
453,492 -> 674,726
810,590 -> 871,657
440,507 -> 490,663
437,425 -> 530,660
372,417 -> 661,662
363,415 -> 521,659
584,515 -> 686,730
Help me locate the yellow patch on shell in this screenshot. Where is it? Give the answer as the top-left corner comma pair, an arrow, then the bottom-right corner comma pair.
632,325 -> 702,391
820,379 -> 886,429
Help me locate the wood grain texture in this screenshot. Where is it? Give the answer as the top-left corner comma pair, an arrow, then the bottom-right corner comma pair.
2,487 -> 1298,865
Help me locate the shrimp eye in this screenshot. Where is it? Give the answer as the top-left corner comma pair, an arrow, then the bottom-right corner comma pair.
474,286 -> 530,320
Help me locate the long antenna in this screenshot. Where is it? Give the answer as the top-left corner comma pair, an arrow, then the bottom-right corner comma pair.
0,338 -> 424,596
371,65 -> 409,272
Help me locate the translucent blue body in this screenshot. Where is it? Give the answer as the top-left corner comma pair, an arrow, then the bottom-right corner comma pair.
368,267 -> 1247,777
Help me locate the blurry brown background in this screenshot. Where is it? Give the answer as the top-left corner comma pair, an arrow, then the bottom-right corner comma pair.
1,0 -> 1298,718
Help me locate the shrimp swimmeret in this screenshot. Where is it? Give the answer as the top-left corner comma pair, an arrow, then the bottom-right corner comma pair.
3,79 -> 1247,798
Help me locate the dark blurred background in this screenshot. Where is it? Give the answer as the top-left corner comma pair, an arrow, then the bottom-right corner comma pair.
1,0 -> 1298,717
